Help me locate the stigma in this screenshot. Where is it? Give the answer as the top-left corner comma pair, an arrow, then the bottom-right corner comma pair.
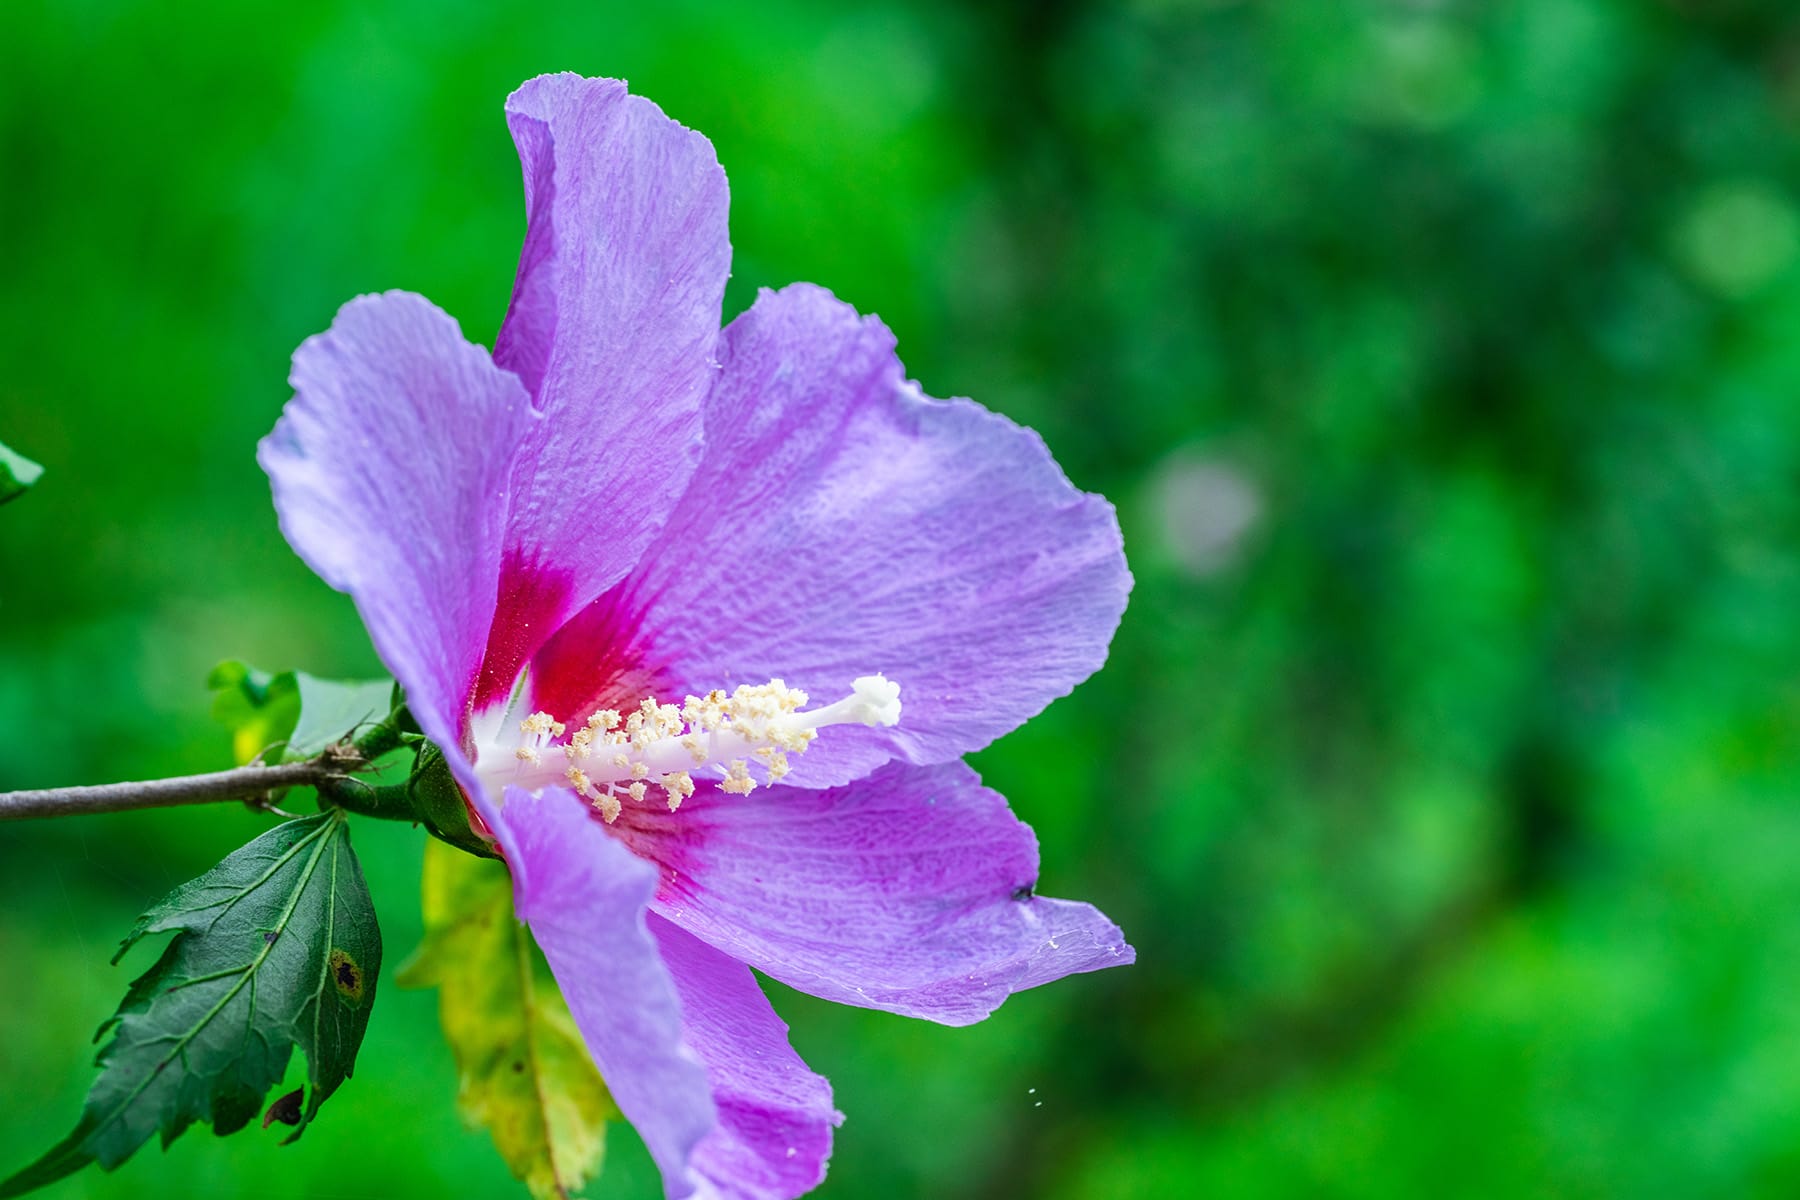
478,675 -> 901,823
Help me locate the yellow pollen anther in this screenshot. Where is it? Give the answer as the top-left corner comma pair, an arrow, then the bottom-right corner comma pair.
721,760 -> 756,796
662,771 -> 695,810
592,789 -> 622,824
563,728 -> 593,761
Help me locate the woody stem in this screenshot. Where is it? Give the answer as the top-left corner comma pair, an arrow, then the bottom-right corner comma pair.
0,754 -> 364,821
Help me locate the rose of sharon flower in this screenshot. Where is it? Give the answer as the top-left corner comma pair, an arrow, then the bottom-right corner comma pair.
260,73 -> 1132,1200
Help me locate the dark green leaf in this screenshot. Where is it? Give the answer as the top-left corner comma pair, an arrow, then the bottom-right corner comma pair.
0,441 -> 42,505
0,811 -> 382,1198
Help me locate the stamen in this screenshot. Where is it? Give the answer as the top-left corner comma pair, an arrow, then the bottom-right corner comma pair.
479,675 -> 902,823
593,789 -> 622,823
721,760 -> 756,796
662,771 -> 695,810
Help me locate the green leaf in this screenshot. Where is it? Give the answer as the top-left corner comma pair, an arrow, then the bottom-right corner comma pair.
398,840 -> 613,1200
0,811 -> 382,1198
289,674 -> 394,760
207,661 -> 393,766
0,440 -> 42,505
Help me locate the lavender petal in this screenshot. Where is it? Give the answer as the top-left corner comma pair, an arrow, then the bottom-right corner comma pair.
614,761 -> 1135,1026
260,290 -> 531,764
499,786 -> 718,1200
527,283 -> 1129,787
477,74 -> 731,712
651,915 -> 841,1200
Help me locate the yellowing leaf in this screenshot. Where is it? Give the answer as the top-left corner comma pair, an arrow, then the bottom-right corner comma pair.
398,840 -> 614,1199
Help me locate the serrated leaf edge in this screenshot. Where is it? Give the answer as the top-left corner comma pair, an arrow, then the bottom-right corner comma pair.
95,814 -> 341,1146
0,812 -> 354,1198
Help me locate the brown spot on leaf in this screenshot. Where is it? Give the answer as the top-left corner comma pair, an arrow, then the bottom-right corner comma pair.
328,948 -> 365,1004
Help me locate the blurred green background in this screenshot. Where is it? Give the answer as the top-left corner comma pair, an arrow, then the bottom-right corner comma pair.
4,0 -> 1800,1196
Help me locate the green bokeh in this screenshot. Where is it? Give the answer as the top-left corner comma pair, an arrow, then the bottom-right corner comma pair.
4,0 -> 1800,1196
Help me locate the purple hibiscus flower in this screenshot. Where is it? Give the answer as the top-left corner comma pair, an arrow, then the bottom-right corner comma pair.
260,73 -> 1132,1200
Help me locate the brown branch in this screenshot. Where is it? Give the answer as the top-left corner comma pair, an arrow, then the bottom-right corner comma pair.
0,758 -> 356,821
